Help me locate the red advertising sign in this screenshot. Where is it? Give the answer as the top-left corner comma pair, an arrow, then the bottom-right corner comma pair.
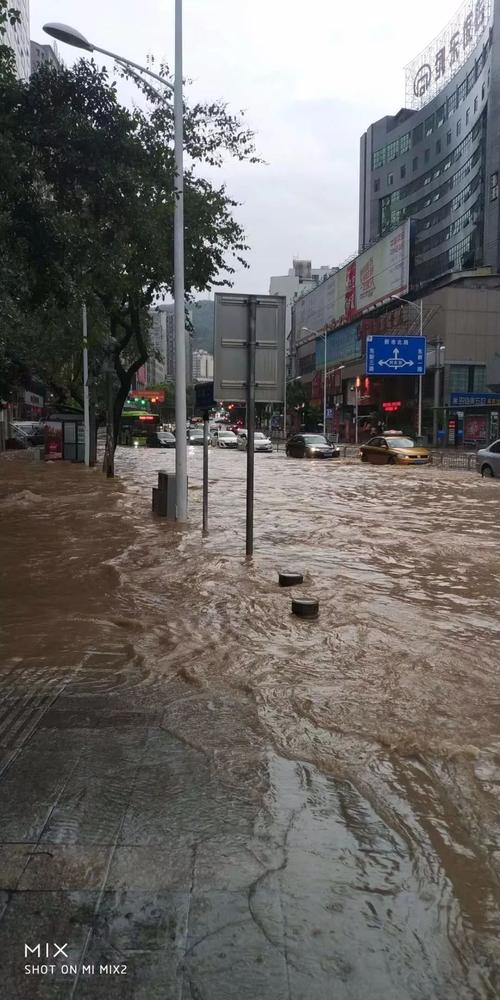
382,401 -> 401,412
44,422 -> 63,460
464,414 -> 488,442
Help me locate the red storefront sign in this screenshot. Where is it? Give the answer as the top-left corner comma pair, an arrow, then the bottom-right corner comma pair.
382,401 -> 402,412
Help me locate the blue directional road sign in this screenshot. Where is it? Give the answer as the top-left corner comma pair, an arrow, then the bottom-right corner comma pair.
366,334 -> 426,376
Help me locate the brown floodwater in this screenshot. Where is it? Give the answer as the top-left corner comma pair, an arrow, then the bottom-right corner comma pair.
1,446 -> 500,997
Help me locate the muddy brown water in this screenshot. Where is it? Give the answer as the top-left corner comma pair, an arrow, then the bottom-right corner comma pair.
1,447 -> 500,997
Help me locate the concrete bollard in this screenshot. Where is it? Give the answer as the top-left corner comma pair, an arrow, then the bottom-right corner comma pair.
278,571 -> 304,587
291,597 -> 319,619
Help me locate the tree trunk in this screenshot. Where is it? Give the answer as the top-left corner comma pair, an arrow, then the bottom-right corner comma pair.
102,367 -> 115,477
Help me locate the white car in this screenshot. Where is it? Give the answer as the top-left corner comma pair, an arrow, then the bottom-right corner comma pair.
210,428 -> 238,449
237,430 -> 273,453
476,439 -> 500,477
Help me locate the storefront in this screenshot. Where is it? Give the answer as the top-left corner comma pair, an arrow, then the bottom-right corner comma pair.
448,393 -> 500,447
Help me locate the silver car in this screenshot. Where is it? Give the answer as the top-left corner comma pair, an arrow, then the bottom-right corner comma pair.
237,430 -> 273,453
477,439 -> 500,477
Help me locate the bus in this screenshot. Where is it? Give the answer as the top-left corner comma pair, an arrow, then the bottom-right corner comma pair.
119,409 -> 160,445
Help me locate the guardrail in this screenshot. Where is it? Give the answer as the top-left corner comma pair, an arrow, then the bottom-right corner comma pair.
272,437 -> 478,469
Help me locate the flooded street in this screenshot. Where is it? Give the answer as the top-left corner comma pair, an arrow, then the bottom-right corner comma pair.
1,447 -> 500,998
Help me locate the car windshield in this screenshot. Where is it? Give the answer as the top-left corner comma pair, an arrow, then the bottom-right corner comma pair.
255,433 -> 266,439
303,435 -> 327,444
219,431 -> 236,438
386,437 -> 416,449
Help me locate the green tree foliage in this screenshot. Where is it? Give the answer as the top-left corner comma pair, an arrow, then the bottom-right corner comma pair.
0,53 -> 260,472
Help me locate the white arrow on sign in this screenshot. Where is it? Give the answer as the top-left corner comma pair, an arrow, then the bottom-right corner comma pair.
378,347 -> 414,370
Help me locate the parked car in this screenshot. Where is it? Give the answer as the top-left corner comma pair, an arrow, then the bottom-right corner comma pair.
286,434 -> 340,459
237,430 -> 273,453
476,438 -> 500,477
147,430 -> 176,448
12,421 -> 45,446
187,428 -> 205,445
359,431 -> 430,465
209,428 -> 238,449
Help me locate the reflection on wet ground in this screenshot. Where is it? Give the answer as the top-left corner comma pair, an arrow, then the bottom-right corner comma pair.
1,448 -> 500,998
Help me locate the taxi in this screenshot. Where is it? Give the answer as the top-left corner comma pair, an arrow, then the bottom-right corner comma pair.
360,430 -> 430,466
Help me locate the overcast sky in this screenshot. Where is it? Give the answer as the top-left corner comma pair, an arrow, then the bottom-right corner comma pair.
31,0 -> 460,294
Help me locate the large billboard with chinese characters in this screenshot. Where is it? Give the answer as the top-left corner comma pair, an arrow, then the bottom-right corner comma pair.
294,221 -> 411,340
404,0 -> 492,110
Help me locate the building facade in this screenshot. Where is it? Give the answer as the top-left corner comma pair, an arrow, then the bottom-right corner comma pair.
30,40 -> 60,74
192,350 -> 214,380
359,0 -> 500,286
5,0 -> 30,80
269,259 -> 336,337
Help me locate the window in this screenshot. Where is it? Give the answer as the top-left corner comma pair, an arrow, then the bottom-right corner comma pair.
449,365 -> 469,393
457,80 -> 467,104
447,92 -> 458,116
457,119 -> 462,137
482,83 -> 486,100
373,148 -> 385,169
387,172 -> 394,186
490,172 -> 498,201
474,96 -> 478,113
413,156 -> 419,171
466,108 -> 470,126
425,114 -> 434,136
436,139 -> 442,155
387,140 -> 398,161
467,70 -> 475,95
436,105 -> 446,127
374,178 -> 380,193
400,164 -> 406,179
412,123 -> 423,144
447,130 -> 452,145
424,148 -> 430,163
399,133 -> 411,155
473,367 -> 486,392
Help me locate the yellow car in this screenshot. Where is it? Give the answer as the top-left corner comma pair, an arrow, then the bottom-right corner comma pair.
360,433 -> 430,466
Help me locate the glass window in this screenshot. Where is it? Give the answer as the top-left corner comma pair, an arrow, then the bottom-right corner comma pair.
447,92 -> 458,116
424,148 -> 430,163
425,114 -> 434,136
412,123 -> 423,144
466,108 -> 470,125
473,367 -> 486,392
467,70 -> 475,94
457,119 -> 462,136
474,96 -> 478,113
373,148 -> 385,169
457,80 -> 467,104
387,140 -> 398,161
413,156 -> 419,171
482,83 -> 485,100
400,164 -> 406,179
387,172 -> 394,186
447,130 -> 452,146
436,105 -> 446,127
374,178 -> 380,192
490,172 -> 498,201
399,133 -> 411,155
436,139 -> 442,154
449,365 -> 469,393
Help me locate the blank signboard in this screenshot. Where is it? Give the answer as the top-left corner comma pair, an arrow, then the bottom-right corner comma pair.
214,293 -> 285,403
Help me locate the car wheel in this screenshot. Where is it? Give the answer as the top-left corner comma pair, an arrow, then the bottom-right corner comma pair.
387,456 -> 396,465
361,454 -> 368,463
481,463 -> 494,477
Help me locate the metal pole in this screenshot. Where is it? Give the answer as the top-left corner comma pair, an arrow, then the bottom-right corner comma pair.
323,331 -> 327,436
82,303 -> 90,466
432,340 -> 441,447
174,0 -> 188,521
202,411 -> 209,535
105,349 -> 114,478
355,383 -> 359,445
246,296 -> 257,558
418,298 -> 423,439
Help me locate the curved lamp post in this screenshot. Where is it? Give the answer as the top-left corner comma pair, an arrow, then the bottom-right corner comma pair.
44,16 -> 188,520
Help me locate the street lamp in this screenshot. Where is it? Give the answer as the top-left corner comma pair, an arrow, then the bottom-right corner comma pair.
432,342 -> 446,446
43,15 -> 189,521
391,294 -> 423,438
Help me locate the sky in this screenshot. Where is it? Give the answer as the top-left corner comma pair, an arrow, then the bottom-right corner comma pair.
30,0 -> 461,295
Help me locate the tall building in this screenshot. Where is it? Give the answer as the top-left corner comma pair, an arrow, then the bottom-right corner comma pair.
146,309 -> 168,386
149,304 -> 192,384
30,40 -> 60,74
192,350 -> 214,380
269,260 -> 337,335
5,0 -> 30,80
359,0 -> 500,285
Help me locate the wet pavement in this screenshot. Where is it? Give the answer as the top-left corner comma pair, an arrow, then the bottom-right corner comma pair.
1,447 -> 500,998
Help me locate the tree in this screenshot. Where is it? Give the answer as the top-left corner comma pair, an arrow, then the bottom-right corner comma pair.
0,56 -> 260,473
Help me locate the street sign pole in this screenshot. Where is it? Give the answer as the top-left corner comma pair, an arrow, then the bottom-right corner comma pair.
202,410 -> 209,536
246,296 -> 257,558
418,299 -> 423,438
82,302 -> 90,466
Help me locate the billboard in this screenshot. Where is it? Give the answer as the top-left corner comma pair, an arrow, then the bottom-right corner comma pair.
294,221 -> 411,341
404,0 -> 492,110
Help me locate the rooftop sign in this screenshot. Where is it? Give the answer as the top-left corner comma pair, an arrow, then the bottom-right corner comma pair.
404,0 -> 492,110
